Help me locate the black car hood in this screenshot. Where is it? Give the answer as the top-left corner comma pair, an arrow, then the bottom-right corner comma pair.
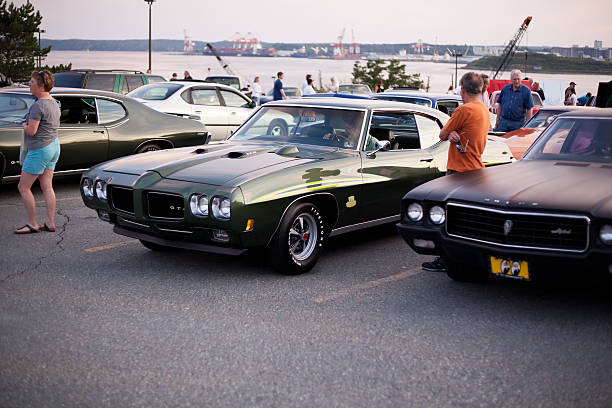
409,160 -> 612,218
102,142 -> 346,186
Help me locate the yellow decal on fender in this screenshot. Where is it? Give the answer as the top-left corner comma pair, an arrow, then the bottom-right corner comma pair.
346,196 -> 357,208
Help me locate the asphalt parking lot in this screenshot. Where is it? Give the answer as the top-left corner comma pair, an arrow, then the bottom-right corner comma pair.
1,178 -> 611,407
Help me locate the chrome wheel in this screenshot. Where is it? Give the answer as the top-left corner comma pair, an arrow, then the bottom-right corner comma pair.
288,212 -> 318,261
270,125 -> 284,136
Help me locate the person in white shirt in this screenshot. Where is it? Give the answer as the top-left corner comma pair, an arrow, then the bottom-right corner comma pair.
328,77 -> 339,93
301,74 -> 312,95
479,73 -> 490,109
303,78 -> 316,95
251,76 -> 262,105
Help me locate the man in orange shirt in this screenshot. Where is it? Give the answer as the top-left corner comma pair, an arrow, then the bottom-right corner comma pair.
422,72 -> 490,272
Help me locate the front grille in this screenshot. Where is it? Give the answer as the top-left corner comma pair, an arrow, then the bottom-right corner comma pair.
446,203 -> 589,252
147,192 -> 185,220
110,187 -> 134,214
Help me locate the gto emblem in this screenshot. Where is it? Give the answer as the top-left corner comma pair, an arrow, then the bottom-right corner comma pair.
551,228 -> 572,235
170,205 -> 182,211
503,220 -> 513,236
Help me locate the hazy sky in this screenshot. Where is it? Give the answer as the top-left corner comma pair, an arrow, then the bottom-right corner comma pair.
20,0 -> 612,47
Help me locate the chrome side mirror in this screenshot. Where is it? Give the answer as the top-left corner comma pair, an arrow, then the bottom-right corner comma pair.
366,140 -> 391,157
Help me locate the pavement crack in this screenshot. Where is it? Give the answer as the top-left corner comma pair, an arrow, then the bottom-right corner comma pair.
0,207 -> 70,285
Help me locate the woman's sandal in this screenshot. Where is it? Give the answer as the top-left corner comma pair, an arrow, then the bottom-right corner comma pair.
39,223 -> 56,232
14,224 -> 40,234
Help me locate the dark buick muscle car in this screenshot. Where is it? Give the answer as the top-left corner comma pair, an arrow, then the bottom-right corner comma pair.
80,98 -> 513,274
0,88 -> 208,183
397,109 -> 612,282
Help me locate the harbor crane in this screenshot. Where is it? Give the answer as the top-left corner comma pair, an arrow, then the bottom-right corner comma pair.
492,16 -> 532,79
205,43 -> 236,76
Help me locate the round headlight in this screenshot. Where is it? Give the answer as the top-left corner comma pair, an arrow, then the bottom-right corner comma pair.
82,178 -> 94,198
407,203 -> 423,222
190,194 -> 208,216
212,196 -> 231,220
429,205 -> 446,224
600,225 -> 612,245
95,180 -> 107,201
220,198 -> 231,218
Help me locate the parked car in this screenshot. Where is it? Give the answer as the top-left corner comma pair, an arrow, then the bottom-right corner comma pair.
397,108 -> 612,283
489,89 -> 543,115
375,91 -> 463,116
0,87 -> 208,183
260,87 -> 302,104
489,106 -> 591,159
80,98 -> 513,275
338,84 -> 372,96
128,81 -> 255,141
204,75 -> 251,96
53,70 -> 163,95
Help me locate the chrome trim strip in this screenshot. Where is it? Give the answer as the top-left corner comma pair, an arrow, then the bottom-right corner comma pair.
445,202 -> 591,253
156,226 -> 192,234
117,217 -> 150,228
329,214 -> 400,237
2,168 -> 90,182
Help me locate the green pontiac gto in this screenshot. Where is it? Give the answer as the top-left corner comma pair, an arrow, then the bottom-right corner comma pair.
80,98 -> 513,274
0,87 -> 208,183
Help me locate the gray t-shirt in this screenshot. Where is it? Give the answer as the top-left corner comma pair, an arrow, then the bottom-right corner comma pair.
26,98 -> 60,151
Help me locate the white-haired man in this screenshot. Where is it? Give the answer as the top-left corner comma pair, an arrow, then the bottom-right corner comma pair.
494,69 -> 534,132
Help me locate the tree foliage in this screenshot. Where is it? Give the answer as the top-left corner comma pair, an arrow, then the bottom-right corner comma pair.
0,0 -> 64,82
352,59 -> 423,90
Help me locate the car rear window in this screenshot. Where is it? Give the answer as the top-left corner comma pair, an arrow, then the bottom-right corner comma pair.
205,76 -> 240,90
129,83 -> 183,100
53,73 -> 85,88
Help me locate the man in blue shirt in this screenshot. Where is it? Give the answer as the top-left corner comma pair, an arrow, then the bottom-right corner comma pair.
273,72 -> 286,101
494,69 -> 534,132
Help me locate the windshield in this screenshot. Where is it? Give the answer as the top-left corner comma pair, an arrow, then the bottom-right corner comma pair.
128,83 -> 183,100
0,93 -> 36,125
206,77 -> 240,90
525,117 -> 612,163
230,105 -> 365,149
523,109 -> 568,128
374,95 -> 432,108
339,85 -> 371,95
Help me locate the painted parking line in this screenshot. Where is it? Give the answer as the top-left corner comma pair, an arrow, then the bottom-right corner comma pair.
311,267 -> 422,303
84,240 -> 139,253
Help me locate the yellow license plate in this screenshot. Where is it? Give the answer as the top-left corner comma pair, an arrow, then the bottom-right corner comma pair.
490,256 -> 530,281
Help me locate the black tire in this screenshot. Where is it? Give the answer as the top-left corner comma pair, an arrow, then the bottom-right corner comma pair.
446,261 -> 488,283
267,119 -> 288,137
136,142 -> 162,154
268,203 -> 325,275
139,239 -> 172,252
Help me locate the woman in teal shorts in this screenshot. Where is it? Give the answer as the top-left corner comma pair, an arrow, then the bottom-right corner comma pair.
15,70 -> 61,234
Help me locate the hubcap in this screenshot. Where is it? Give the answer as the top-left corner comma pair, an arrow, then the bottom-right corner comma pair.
271,126 -> 283,136
288,212 -> 317,261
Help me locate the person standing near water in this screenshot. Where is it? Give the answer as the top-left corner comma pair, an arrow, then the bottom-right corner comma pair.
15,70 -> 61,234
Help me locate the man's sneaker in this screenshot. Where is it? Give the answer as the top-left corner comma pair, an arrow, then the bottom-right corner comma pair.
422,257 -> 446,272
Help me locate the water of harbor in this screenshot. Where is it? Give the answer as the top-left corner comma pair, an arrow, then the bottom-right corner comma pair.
46,50 -> 608,98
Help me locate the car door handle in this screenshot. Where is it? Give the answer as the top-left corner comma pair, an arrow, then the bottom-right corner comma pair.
194,110 -> 202,114
230,111 -> 237,115
420,158 -> 433,162
93,130 -> 105,134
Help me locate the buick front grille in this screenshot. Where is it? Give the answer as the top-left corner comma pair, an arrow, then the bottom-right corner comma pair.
446,203 -> 589,252
110,187 -> 134,215
147,192 -> 185,220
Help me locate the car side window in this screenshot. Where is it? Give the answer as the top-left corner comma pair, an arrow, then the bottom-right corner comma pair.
368,112 -> 419,151
125,75 -> 144,93
220,90 -> 250,108
191,89 -> 221,106
437,100 -> 460,116
121,78 -> 129,94
55,96 -> 98,125
97,99 -> 127,124
84,74 -> 116,92
415,114 -> 442,149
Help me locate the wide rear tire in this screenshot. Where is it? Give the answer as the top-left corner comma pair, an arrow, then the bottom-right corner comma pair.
268,203 -> 325,275
136,142 -> 162,154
